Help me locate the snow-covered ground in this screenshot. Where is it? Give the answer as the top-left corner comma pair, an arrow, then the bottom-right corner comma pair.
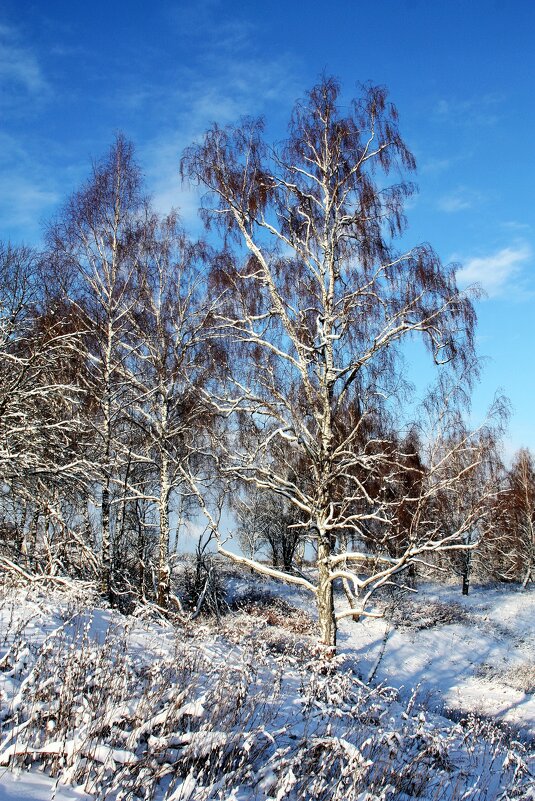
0,576 -> 533,800
337,583 -> 535,739
0,770 -> 90,800
228,571 -> 535,737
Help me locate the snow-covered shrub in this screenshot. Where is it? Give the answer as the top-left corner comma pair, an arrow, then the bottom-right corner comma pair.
179,553 -> 227,619
503,664 -> 535,694
231,589 -> 316,634
477,662 -> 535,695
389,598 -> 473,629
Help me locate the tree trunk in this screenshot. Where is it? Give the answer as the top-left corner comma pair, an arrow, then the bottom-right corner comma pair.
522,521 -> 534,588
462,553 -> 471,596
157,452 -> 171,610
27,509 -> 40,568
407,562 -> 417,590
317,537 -> 336,648
521,560 -> 533,589
339,535 -> 359,620
157,508 -> 170,609
101,482 -> 111,598
136,501 -> 147,598
100,323 -> 113,601
341,576 -> 360,621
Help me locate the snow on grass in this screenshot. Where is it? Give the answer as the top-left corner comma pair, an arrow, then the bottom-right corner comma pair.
337,582 -> 535,739
0,578 -> 532,800
0,769 -> 91,800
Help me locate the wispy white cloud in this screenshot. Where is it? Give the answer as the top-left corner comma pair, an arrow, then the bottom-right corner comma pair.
0,132 -> 61,242
163,3 -> 255,58
500,220 -> 531,233
0,23 -> 49,100
435,94 -> 502,127
421,157 -> 454,175
0,176 -> 59,229
136,52 -> 302,229
437,186 -> 484,213
100,1 -> 304,229
0,5 -> 302,240
456,243 -> 532,297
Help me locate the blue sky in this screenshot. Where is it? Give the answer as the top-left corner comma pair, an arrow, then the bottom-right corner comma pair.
1,0 -> 534,456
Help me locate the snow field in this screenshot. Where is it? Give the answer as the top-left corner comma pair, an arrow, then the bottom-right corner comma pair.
337,583 -> 535,738
0,580 -> 532,800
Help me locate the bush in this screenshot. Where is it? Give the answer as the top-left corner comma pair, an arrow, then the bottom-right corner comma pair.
389,598 -> 473,629
230,588 -> 315,634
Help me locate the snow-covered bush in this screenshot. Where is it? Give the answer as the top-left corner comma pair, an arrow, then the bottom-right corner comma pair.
389,598 -> 473,629
230,589 -> 316,634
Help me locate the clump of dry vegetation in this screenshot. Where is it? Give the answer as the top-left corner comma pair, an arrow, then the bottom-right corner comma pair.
389,598 -> 473,629
230,588 -> 316,632
477,661 -> 535,695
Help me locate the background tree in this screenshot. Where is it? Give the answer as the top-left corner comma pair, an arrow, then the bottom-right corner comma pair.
234,487 -> 267,561
0,243 -> 88,576
47,134 -> 146,599
235,487 -> 302,571
420,380 -> 506,595
124,211 -> 213,609
486,448 -> 535,587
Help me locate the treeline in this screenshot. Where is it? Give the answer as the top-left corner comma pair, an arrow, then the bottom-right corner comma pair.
0,80 -> 533,645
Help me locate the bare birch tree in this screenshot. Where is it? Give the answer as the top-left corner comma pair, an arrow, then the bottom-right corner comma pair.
182,77 -> 490,648
0,243 -> 92,580
0,246 -> 85,496
417,379 -> 506,596
124,212 -> 213,609
46,134 -> 145,599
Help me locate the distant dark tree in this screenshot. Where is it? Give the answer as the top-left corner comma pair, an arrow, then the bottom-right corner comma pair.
488,448 -> 535,587
236,487 -> 303,571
